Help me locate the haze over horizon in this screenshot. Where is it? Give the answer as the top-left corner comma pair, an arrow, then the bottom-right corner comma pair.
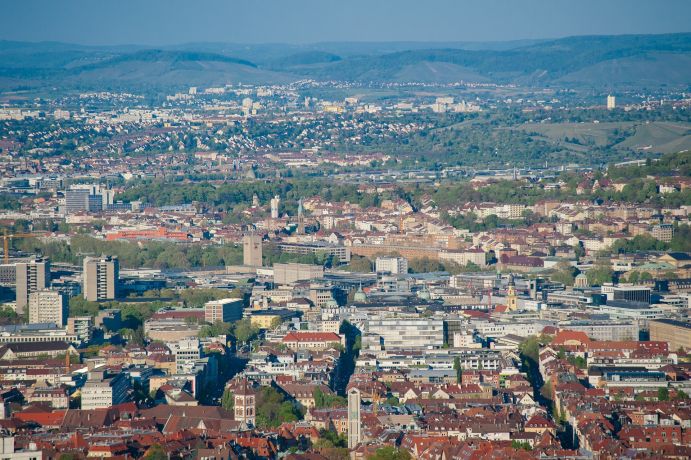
1,0 -> 690,47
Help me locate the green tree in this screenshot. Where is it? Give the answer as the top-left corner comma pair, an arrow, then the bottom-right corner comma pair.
314,387 -> 347,408
674,390 -> 689,400
453,356 -> 462,384
221,388 -> 234,411
586,259 -> 613,286
658,387 -> 670,401
386,396 -> 400,406
551,261 -> 577,286
511,440 -> 533,451
368,446 -> 412,460
254,386 -> 302,429
199,320 -> 232,338
233,318 -> 259,344
342,255 -> 373,273
143,444 -> 168,460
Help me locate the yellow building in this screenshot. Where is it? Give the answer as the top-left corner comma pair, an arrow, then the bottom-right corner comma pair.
249,309 -> 299,329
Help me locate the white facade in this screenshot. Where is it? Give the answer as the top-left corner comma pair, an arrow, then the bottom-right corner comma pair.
270,195 -> 280,219
366,317 -> 444,349
81,371 -> 129,410
172,338 -> 202,372
375,256 -> 408,275
28,290 -> 67,326
607,95 -> 616,110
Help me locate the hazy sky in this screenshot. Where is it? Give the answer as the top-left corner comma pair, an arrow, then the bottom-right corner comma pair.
1,0 -> 690,45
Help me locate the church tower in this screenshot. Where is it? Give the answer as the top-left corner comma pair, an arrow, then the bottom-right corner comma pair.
507,274 -> 518,311
234,378 -> 256,428
347,387 -> 361,448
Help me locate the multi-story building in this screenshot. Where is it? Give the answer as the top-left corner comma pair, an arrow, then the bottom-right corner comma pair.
232,378 -> 256,428
649,319 -> 691,351
83,256 -> 119,301
278,242 -> 350,263
243,234 -> 263,267
81,369 -> 130,409
309,285 -> 335,308
65,184 -> 113,214
273,263 -> 324,284
67,316 -> 94,343
172,338 -> 202,372
651,224 -> 674,243
601,284 -> 652,304
15,258 -> 50,314
0,324 -> 77,344
438,249 -> 487,268
560,321 -> 639,341
0,436 -> 43,460
281,331 -> 342,350
365,317 -> 445,349
204,298 -> 243,323
0,264 -> 15,286
375,256 -> 408,274
606,94 -> 616,110
28,290 -> 67,326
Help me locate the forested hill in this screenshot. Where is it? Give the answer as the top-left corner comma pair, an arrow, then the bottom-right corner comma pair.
0,33 -> 689,91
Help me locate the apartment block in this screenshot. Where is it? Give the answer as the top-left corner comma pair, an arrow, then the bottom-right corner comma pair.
15,258 -> 50,314
28,290 -> 67,326
83,256 -> 119,301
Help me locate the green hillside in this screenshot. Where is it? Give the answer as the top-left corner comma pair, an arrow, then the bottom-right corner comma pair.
0,33 -> 689,90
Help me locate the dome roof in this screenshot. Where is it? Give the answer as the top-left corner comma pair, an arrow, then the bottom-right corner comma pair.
417,288 -> 431,300
353,286 -> 368,303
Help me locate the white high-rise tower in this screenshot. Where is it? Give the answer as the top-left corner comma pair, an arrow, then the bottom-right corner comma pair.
607,95 -> 616,110
270,195 -> 280,219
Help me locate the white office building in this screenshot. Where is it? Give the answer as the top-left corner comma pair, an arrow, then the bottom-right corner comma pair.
375,256 -> 408,275
365,317 -> 444,349
81,369 -> 130,410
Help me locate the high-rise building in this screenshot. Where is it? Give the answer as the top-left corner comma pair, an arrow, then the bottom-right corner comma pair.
83,256 -> 119,301
204,298 -> 244,323
28,290 -> 67,326
607,95 -> 616,110
270,195 -> 280,219
243,234 -> 263,267
347,387 -> 361,448
65,185 -> 113,214
15,258 -> 50,314
65,189 -> 92,213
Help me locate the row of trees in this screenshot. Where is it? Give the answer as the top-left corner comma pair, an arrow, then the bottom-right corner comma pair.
198,318 -> 259,344
17,234 -> 244,270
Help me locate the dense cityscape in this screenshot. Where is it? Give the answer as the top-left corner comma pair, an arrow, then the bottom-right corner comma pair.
0,2 -> 690,460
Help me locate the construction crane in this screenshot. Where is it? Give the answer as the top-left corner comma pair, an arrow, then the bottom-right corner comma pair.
2,230 -> 44,264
